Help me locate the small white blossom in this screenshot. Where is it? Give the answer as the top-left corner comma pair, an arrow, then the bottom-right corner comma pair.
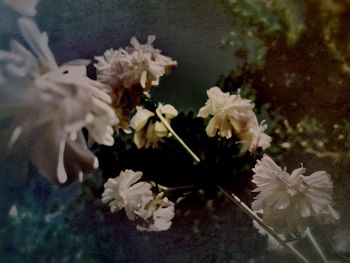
252,154 -> 339,234
95,36 -> 177,92
198,87 -> 254,138
102,170 -> 153,220
94,36 -> 177,130
198,87 -> 271,153
130,104 -> 177,148
135,192 -> 175,232
238,115 -> 271,153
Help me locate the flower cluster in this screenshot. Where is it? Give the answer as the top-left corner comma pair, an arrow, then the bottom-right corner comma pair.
251,154 -> 339,234
0,2 -> 118,183
130,104 -> 178,148
198,87 -> 271,153
102,170 -> 175,231
95,36 -> 177,130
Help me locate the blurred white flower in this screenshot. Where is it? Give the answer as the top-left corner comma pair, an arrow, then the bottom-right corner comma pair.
135,192 -> 175,232
238,116 -> 271,153
101,170 -> 153,220
0,17 -> 118,183
252,154 -> 339,234
130,104 -> 177,148
2,0 -> 39,17
198,87 -> 255,139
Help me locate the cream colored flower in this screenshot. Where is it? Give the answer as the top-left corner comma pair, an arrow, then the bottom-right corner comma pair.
135,192 -> 175,232
102,170 -> 153,220
95,35 -> 177,92
94,36 -> 177,130
238,115 -> 271,153
0,17 -> 118,183
130,104 -> 177,148
252,154 -> 339,234
198,87 -> 255,139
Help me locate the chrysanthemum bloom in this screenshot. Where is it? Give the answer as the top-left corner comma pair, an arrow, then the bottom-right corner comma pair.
198,87 -> 271,153
252,154 -> 339,234
101,170 -> 153,220
0,8 -> 118,183
198,87 -> 255,138
237,115 -> 271,153
130,104 -> 178,148
95,36 -> 177,130
135,192 -> 175,232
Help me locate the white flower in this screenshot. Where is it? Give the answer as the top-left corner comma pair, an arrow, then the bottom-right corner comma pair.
101,170 -> 153,220
94,36 -> 177,131
95,35 -> 177,92
1,17 -> 118,183
2,0 -> 39,17
130,104 -> 177,148
135,192 -> 175,232
238,115 -> 271,153
198,87 -> 255,139
252,154 -> 339,234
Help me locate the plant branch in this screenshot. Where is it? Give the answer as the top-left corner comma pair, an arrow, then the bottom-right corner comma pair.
305,227 -> 328,263
156,108 -> 200,163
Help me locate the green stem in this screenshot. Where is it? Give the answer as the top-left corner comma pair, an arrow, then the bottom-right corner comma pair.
157,184 -> 194,192
305,227 -> 328,263
156,108 -> 200,163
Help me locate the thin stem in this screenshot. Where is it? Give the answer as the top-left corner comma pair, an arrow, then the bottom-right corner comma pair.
158,184 -> 194,192
305,227 -> 328,263
155,110 -> 309,262
217,185 -> 310,263
156,108 -> 200,163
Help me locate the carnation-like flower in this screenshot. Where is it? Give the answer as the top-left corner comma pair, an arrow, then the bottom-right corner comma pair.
198,87 -> 255,138
135,192 -> 175,232
95,36 -> 177,91
130,104 -> 177,148
94,36 -> 177,130
198,87 -> 271,153
252,154 -> 339,234
0,11 -> 118,183
102,170 -> 153,220
238,116 -> 271,153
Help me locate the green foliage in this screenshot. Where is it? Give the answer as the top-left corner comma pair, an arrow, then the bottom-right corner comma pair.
220,0 -> 305,70
0,205 -> 98,263
270,116 -> 350,164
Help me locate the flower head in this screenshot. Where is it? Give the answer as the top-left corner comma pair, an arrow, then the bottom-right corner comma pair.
198,87 -> 270,153
94,36 -> 177,130
102,170 -> 153,220
0,14 -> 118,183
238,116 -> 271,153
252,154 -> 339,234
135,192 -> 175,232
130,104 -> 177,148
198,87 -> 255,138
95,36 -> 176,91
